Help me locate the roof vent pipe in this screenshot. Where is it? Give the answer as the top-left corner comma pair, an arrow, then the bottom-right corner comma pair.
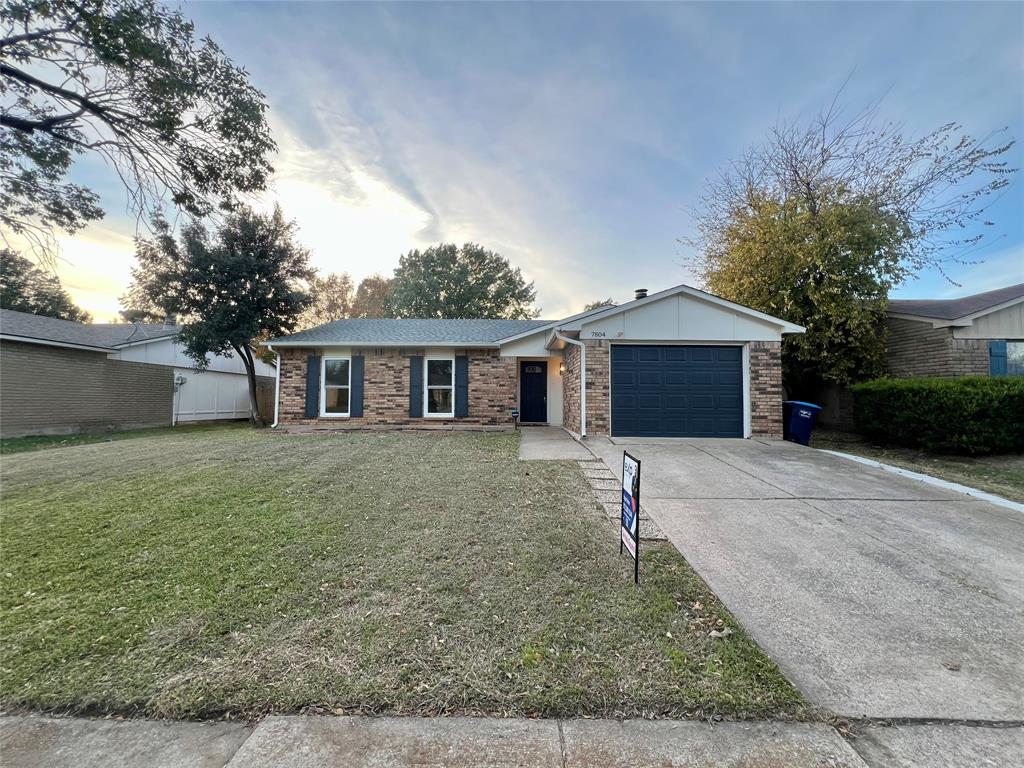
163,314 -> 177,327
634,288 -> 648,300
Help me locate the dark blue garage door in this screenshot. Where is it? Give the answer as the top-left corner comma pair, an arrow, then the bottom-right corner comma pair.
611,345 -> 743,437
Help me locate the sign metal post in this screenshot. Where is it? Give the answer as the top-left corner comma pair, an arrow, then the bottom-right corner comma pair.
620,451 -> 641,585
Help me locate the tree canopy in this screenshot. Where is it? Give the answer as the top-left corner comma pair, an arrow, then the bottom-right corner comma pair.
299,272 -> 354,329
0,0 -> 275,256
388,243 -> 538,319
0,249 -> 91,321
583,298 -> 615,312
691,103 -> 1016,394
350,275 -> 393,319
129,206 -> 312,425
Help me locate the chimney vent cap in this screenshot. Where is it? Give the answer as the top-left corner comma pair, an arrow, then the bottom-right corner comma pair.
634,288 -> 648,300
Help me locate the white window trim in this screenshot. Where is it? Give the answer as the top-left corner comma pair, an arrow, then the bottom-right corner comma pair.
424,355 -> 455,418
320,355 -> 352,418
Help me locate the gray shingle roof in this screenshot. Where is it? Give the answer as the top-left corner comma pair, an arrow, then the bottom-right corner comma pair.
0,309 -> 180,349
269,318 -> 551,346
888,283 -> 1024,321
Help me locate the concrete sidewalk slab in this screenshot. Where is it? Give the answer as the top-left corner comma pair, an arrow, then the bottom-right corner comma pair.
850,724 -> 1024,768
224,715 -> 868,768
0,715 -> 250,768
517,427 -> 592,460
561,719 -> 867,768
224,715 -> 563,767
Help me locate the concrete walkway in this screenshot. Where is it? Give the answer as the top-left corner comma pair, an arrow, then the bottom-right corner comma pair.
517,425 -> 592,460
585,437 -> 1024,723
0,714 -> 873,767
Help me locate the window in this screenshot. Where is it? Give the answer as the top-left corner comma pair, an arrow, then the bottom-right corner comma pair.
425,357 -> 454,416
1008,341 -> 1024,376
321,357 -> 350,416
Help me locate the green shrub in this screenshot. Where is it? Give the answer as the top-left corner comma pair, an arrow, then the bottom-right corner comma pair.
851,376 -> 1024,455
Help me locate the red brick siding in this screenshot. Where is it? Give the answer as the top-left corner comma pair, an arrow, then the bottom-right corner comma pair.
749,341 -> 783,438
278,347 -> 516,427
584,340 -> 610,436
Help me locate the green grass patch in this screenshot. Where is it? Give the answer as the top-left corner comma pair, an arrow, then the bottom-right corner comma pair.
812,428 -> 1024,503
1,429 -> 808,720
0,422 -> 248,455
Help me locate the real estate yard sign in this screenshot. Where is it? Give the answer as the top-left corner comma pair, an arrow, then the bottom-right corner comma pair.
620,451 -> 640,584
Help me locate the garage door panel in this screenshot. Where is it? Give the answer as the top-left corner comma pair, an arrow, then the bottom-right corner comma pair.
611,345 -> 743,438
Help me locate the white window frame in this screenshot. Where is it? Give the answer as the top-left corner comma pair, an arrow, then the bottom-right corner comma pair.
320,356 -> 351,418
424,355 -> 455,418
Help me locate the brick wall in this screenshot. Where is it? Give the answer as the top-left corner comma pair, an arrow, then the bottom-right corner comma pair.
749,341 -> 783,438
584,340 -> 610,436
0,341 -> 173,437
278,347 -> 516,427
562,344 -> 581,434
886,317 -> 989,378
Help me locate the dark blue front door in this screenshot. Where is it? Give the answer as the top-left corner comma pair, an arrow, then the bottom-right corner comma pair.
519,361 -> 547,422
611,345 -> 743,437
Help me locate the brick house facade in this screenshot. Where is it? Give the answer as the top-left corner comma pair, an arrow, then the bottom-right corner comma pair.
885,317 -> 989,378
279,347 -> 517,427
268,285 -> 803,439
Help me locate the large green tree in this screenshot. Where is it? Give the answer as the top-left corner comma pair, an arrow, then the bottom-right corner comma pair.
388,243 -> 538,319
691,105 -> 1015,396
129,206 -> 312,425
0,249 -> 91,321
0,0 -> 274,257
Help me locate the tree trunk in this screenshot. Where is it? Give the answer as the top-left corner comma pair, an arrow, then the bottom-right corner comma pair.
234,343 -> 264,427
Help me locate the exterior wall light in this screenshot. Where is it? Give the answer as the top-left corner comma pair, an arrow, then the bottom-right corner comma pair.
559,362 -> 565,375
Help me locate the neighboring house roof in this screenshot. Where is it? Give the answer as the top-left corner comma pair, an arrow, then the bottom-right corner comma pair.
888,283 -> 1024,322
0,309 -> 180,351
268,318 -> 551,347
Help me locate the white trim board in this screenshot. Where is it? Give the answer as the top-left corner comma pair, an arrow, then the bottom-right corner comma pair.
822,450 -> 1024,514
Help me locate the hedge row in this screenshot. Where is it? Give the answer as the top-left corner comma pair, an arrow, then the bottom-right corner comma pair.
851,376 -> 1024,455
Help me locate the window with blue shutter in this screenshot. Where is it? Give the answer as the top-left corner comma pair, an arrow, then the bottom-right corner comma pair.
989,340 -> 1008,376
304,355 -> 321,418
350,355 -> 364,417
409,356 -> 423,417
454,356 -> 469,417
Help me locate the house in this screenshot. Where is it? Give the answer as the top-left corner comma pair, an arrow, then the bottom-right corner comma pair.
264,284 -> 805,438
0,309 -> 276,437
886,282 -> 1024,378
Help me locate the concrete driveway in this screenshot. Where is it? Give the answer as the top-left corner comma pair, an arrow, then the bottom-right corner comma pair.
586,437 -> 1024,721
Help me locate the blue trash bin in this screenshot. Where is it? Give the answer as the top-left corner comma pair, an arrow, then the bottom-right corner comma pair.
782,401 -> 822,446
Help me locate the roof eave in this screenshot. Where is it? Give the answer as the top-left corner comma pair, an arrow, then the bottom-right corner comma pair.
0,333 -> 115,353
262,340 -> 503,348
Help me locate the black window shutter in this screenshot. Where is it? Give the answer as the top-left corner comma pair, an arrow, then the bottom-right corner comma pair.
454,355 -> 469,417
350,355 -> 365,417
305,355 -> 321,418
409,356 -> 423,417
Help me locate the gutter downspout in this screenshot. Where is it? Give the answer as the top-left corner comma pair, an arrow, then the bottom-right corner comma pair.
554,332 -> 586,438
268,344 -> 281,429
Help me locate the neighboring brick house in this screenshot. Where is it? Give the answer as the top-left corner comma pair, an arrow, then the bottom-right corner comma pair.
265,284 -> 804,439
0,309 -> 276,437
885,283 -> 1024,378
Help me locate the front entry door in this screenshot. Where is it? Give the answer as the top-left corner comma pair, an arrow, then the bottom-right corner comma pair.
519,361 -> 547,423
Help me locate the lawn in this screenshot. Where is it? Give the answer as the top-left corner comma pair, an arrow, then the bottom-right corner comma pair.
811,428 -> 1024,503
0,422 -> 249,455
0,429 -> 806,721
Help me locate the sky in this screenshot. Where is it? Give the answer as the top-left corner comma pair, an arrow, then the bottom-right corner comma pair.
42,1 -> 1024,321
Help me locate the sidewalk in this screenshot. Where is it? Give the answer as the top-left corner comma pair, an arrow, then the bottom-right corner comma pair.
5,713 -> 1021,767
1,714 -> 865,768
